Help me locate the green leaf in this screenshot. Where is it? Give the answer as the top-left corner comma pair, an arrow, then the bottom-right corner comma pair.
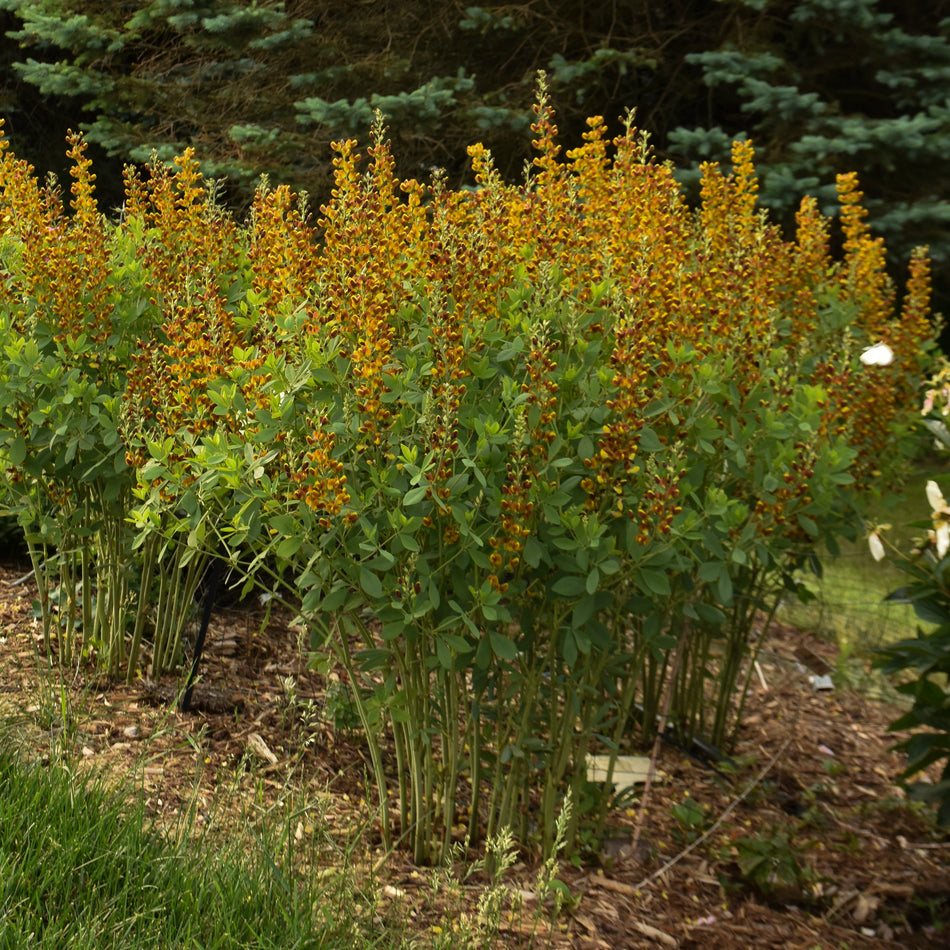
523,535 -> 543,568
450,599 -> 481,638
645,397 -> 676,418
796,513 -> 819,538
489,630 -> 517,661
562,631 -> 578,667
442,633 -> 470,652
694,603 -> 726,625
269,513 -> 299,536
6,436 -> 26,467
397,532 -> 420,552
143,463 -> 171,487
698,560 -> 722,583
403,484 -> 428,506
638,427 -> 663,452
359,566 -> 383,599
572,594 -> 597,628
585,567 -> 600,595
428,578 -> 441,610
600,556 -> 621,575
474,635 -> 492,670
552,574 -> 586,597
276,534 -> 303,558
320,588 -> 349,613
381,620 -> 405,641
638,568 -> 671,596
716,569 -> 733,605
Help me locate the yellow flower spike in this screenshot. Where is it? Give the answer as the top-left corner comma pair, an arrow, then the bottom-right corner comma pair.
729,138 -> 759,244
899,247 -> 933,366
836,171 -> 893,331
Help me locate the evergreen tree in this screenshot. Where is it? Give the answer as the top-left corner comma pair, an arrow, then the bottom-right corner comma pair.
666,0 -> 950,315
0,1 -> 713,204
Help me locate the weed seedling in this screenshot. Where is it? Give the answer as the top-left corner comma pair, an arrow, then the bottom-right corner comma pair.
670,795 -> 712,845
720,825 -> 821,904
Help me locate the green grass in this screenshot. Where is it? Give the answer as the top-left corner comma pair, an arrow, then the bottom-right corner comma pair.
779,546 -> 921,653
779,459 -> 948,656
0,748 -> 375,950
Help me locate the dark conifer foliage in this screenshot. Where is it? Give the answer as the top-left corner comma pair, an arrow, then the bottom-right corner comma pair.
0,1 -> 713,204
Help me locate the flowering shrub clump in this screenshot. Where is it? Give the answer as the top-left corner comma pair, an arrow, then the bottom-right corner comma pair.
0,84 -> 934,860
0,131 -> 219,676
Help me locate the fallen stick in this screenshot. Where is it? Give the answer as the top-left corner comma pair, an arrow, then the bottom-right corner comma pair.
4,568 -> 35,586
632,734 -> 794,891
632,919 -> 678,947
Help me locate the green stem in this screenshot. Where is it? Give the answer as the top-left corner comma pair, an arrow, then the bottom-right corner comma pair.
127,531 -> 158,683
172,547 -> 207,670
407,696 -> 427,863
487,659 -> 539,845
467,690 -> 482,846
26,539 -> 53,656
417,656 -> 435,864
80,511 -> 92,658
60,542 -> 77,668
591,633 -> 645,845
440,667 -> 460,864
150,544 -> 174,678
392,714 -> 410,840
728,585 -> 780,749
338,614 -> 391,851
541,675 -> 576,857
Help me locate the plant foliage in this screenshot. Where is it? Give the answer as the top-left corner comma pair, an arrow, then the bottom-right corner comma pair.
0,84 -> 934,859
873,373 -> 950,828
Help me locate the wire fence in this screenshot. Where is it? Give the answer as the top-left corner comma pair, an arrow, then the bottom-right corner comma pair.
776,549 -> 919,654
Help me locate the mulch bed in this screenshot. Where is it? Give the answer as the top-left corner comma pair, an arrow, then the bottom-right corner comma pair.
0,560 -> 947,948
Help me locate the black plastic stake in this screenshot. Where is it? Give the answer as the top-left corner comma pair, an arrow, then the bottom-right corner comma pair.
180,555 -> 227,713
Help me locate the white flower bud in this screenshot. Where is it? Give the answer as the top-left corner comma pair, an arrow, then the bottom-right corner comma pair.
938,523 -> 950,559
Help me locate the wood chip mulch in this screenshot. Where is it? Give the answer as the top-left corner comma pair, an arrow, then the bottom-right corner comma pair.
0,561 -> 947,948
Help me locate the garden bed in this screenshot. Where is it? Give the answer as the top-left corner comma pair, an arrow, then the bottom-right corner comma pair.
0,561 -> 947,948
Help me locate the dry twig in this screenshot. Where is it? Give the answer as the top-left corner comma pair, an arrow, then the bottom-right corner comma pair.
632,734 -> 794,891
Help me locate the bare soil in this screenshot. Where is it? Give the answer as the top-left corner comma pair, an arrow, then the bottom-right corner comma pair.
0,560 -> 947,949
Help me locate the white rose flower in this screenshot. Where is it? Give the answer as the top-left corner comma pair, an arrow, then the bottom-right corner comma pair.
927,480 -> 949,513
926,481 -> 950,558
859,342 -> 894,366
